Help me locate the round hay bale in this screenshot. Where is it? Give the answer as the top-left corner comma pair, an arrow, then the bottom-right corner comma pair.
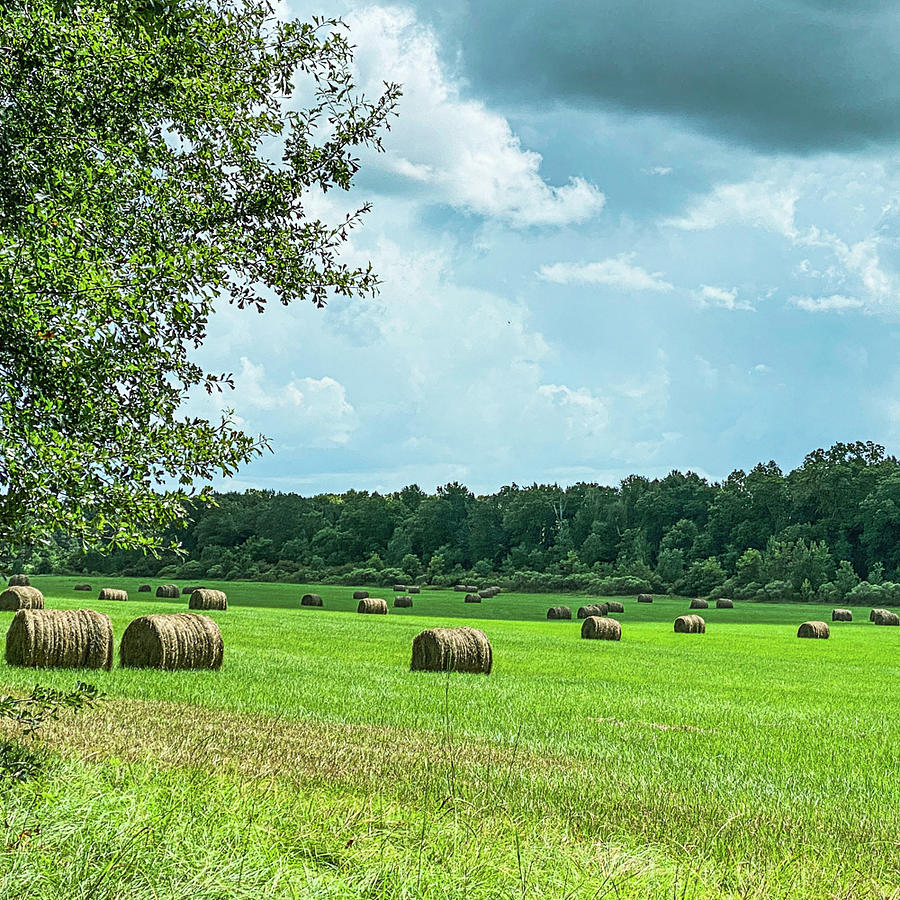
5,608 -> 113,670
606,601 -> 624,613
464,593 -> 482,603
138,584 -> 151,593
182,585 -> 204,595
353,590 -> 370,600
581,616 -> 622,641
637,593 -> 653,603
394,595 -> 413,608
73,583 -> 92,591
98,588 -> 127,602
120,613 -> 223,670
690,598 -> 709,609
0,586 -> 45,611
189,589 -> 227,611
411,626 -> 492,674
872,608 -> 900,626
8,575 -> 30,587
300,593 -> 323,607
408,586 -> 421,594
547,605 -> 572,620
392,584 -> 406,593
674,614 -> 706,634
156,584 -> 180,599
454,585 -> 467,592
797,621 -> 830,639
576,603 -> 608,619
466,585 -> 479,593
831,608 -> 852,622
716,598 -> 734,609
357,598 -> 388,614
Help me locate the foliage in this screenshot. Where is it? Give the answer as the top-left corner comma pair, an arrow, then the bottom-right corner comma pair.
0,0 -> 399,556
0,682 -> 102,736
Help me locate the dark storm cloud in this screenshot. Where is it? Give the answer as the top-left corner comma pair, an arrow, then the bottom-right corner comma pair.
439,0 -> 900,152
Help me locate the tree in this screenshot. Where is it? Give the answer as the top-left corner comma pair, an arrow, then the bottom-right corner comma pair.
0,1 -> 399,556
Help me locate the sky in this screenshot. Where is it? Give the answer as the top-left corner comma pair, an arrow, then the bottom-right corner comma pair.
193,0 -> 900,496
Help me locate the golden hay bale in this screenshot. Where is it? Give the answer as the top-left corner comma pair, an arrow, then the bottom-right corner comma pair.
408,586 -> 421,594
464,593 -> 482,603
138,584 -> 151,593
872,609 -> 900,626
182,585 -> 204,595
392,584 -> 406,592
581,616 -> 622,641
5,608 -> 113,670
8,574 -> 30,587
0,586 -> 45,611
716,598 -> 734,609
797,621 -> 830,639
189,589 -> 227,611
353,590 -> 370,600
98,588 -> 127,602
357,598 -> 388,614
547,605 -> 572,620
690,598 -> 708,609
674,614 -> 706,634
300,593 -> 323,607
156,584 -> 180,599
394,595 -> 413,608
411,626 -> 492,674
120,613 -> 223,670
576,603 -> 607,619
637,593 -> 653,603
73,583 -> 92,591
831,608 -> 852,622
606,601 -> 624,613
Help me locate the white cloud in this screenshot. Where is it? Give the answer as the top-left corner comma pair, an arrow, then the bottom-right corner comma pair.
645,166 -> 673,176
665,180 -> 798,237
697,284 -> 754,311
538,255 -> 673,291
788,294 -> 865,313
752,363 -> 773,373
537,384 -> 609,439
346,6 -> 605,227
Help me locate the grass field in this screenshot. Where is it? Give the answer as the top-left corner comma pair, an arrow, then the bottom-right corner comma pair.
0,576 -> 897,899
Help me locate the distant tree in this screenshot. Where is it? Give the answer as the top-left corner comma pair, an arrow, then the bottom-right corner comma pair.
0,1 -> 399,556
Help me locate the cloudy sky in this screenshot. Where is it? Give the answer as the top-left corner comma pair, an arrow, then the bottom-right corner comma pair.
196,0 -> 900,495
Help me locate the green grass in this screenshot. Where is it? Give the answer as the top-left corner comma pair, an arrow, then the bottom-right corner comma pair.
0,576 -> 897,898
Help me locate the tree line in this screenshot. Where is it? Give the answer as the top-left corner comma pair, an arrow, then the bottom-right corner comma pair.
16,441 -> 900,606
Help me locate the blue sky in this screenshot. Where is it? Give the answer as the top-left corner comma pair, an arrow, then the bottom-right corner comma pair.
193,1 -> 900,495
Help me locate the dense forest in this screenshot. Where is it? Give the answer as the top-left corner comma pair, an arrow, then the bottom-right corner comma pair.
14,441 -> 900,605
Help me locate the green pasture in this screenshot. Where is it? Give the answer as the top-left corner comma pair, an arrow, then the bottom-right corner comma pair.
0,576 -> 897,899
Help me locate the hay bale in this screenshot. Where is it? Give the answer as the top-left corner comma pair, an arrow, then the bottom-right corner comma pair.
0,586 -> 45,611
98,588 -> 127,602
454,585 -> 467,592
182,585 -> 204,595
872,608 -> 900,626
466,585 -> 479,593
138,584 -> 151,593
8,575 -> 30,587
831,608 -> 852,622
300,593 -> 323,607
690,598 -> 708,610
189,589 -> 227,611
547,605 -> 572,620
716,598 -> 734,609
464,593 -> 482,603
606,601 -> 624,613
581,616 -> 622,641
156,584 -> 180,599
392,584 -> 406,593
73,583 -> 92,591
576,603 -> 608,619
357,597 -> 388,614
408,586 -> 421,594
674,614 -> 706,634
637,593 -> 653,603
394,595 -> 413,608
353,590 -> 370,600
797,621 -> 830,639
120,613 -> 223,670
411,626 -> 492,674
5,608 -> 113,669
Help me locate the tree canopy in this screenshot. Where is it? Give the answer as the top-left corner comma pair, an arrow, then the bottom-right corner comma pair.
0,0 -> 399,555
